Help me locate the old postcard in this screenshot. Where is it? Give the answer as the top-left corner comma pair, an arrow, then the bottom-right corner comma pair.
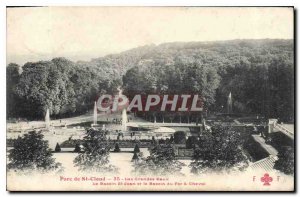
6,7 -> 294,191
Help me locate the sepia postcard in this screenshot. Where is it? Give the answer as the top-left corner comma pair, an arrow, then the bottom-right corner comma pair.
6,6 -> 295,191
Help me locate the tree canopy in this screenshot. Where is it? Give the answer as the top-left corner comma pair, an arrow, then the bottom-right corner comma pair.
133,144 -> 185,176
274,146 -> 294,175
190,126 -> 249,174
8,131 -> 62,173
73,128 -> 118,173
7,40 -> 294,122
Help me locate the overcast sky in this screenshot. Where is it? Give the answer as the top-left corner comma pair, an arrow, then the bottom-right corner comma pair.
7,7 -> 293,65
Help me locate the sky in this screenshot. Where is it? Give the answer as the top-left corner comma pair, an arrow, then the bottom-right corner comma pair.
6,7 -> 294,65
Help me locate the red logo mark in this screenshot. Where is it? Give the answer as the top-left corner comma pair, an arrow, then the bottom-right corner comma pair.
260,173 -> 273,186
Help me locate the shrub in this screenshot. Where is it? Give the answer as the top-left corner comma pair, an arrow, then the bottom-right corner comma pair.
131,152 -> 139,162
74,143 -> 81,152
55,143 -> 61,152
114,143 -> 121,152
174,131 -> 186,144
186,136 -> 198,149
134,144 -> 140,153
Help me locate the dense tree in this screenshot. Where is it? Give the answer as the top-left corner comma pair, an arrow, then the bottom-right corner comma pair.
133,144 -> 185,175
6,63 -> 21,118
190,126 -> 249,174
7,131 -> 62,172
8,58 -> 120,120
73,128 -> 118,173
274,146 -> 294,175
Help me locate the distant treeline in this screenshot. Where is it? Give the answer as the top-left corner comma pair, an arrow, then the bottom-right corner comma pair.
7,39 -> 294,121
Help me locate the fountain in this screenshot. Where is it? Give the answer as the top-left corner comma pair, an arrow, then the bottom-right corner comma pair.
227,92 -> 233,114
91,101 -> 99,127
122,108 -> 127,131
93,101 -> 97,125
45,108 -> 50,129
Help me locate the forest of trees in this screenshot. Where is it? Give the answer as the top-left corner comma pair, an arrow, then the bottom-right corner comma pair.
7,39 -> 294,122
